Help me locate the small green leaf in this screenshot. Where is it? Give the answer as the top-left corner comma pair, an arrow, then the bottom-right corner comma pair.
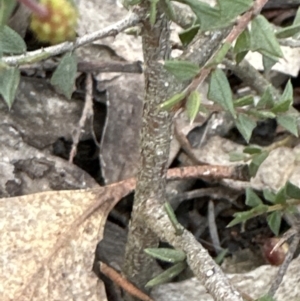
243,146 -> 262,154
250,15 -> 283,58
179,25 -> 200,47
267,211 -> 281,236
214,248 -> 228,265
163,0 -> 176,21
293,6 -> 300,26
0,0 -> 17,27
227,204 -> 269,227
233,95 -> 254,107
246,188 -> 263,207
234,28 -> 251,54
0,66 -> 20,109
208,42 -> 231,66
123,0 -> 141,7
274,187 -> 287,205
0,25 -> 26,54
235,51 -> 248,64
144,248 -> 186,263
256,86 -> 274,109
280,80 -> 293,103
208,69 -> 236,117
235,113 -> 256,143
145,262 -> 186,288
149,0 -> 159,26
159,92 -> 187,110
229,151 -> 248,162
50,52 -> 77,99
164,202 -> 184,235
164,60 -> 200,82
256,295 -> 276,301
247,109 -> 276,119
263,55 -> 278,73
180,0 -> 228,31
276,24 -> 300,39
249,151 -> 269,177
218,0 -> 252,23
285,181 -> 300,200
263,189 -> 276,203
186,90 -> 201,123
277,114 -> 298,137
271,99 -> 292,113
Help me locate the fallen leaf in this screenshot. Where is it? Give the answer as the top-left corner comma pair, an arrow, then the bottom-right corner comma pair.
1,179 -> 135,301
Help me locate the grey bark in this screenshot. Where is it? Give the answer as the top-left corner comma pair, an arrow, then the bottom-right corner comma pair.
122,3 -> 173,294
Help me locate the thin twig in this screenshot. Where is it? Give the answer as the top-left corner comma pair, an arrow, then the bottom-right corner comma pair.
208,200 -> 221,254
100,262 -> 155,301
167,164 -> 249,182
2,12 -> 141,66
69,73 -> 94,163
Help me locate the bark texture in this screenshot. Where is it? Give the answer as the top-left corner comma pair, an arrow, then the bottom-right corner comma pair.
122,3 -> 173,293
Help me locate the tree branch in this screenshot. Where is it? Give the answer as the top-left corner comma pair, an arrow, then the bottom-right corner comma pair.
2,12 -> 141,66
143,198 -> 243,301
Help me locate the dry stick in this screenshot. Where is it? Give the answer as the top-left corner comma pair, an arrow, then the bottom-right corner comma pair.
167,164 -> 249,182
268,233 -> 300,298
2,12 -> 141,66
100,262 -> 154,301
69,73 -> 94,163
208,200 -> 221,254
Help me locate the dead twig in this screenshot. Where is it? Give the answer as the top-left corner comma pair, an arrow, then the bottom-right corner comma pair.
69,73 -> 94,163
100,262 -> 155,301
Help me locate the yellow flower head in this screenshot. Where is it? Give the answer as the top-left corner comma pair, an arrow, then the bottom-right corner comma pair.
30,0 -> 78,45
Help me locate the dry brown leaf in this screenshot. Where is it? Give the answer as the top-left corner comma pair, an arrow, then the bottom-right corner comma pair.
1,179 -> 135,301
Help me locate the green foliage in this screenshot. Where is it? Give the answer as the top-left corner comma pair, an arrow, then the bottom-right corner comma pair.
256,294 -> 276,301
144,248 -> 186,263
145,261 -> 186,288
217,0 -> 252,21
267,211 -> 281,236
256,86 -> 274,109
245,188 -> 263,207
164,202 -> 184,235
228,181 -> 300,235
208,42 -> 231,66
235,113 -> 256,143
227,203 -> 269,227
276,114 -> 299,137
178,0 -> 252,31
233,95 -> 254,107
186,90 -> 201,123
149,0 -> 160,26
159,91 -> 187,110
0,0 -> 17,28
0,66 -> 20,109
285,181 -> 300,199
243,145 -> 262,154
164,60 -> 200,81
208,69 -> 236,118
234,28 -> 251,55
179,25 -> 200,47
0,25 -> 26,54
250,15 -> 283,59
50,52 -> 77,99
249,151 -> 268,177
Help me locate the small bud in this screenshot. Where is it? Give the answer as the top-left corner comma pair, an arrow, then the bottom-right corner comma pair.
263,238 -> 288,266
30,0 -> 78,45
